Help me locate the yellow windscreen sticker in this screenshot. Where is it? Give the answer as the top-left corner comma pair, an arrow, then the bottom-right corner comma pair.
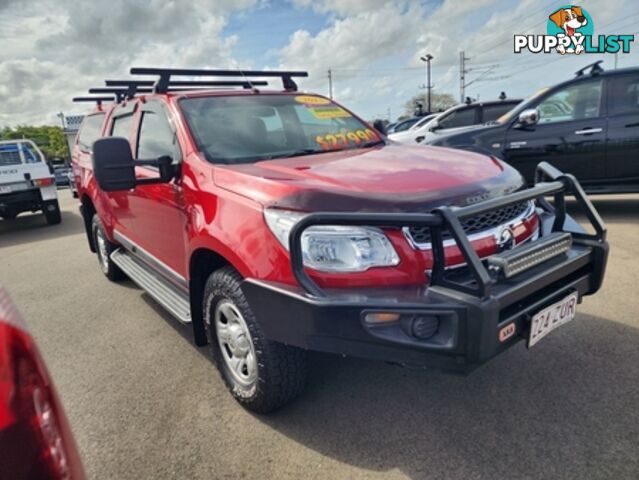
309,106 -> 351,119
294,95 -> 332,105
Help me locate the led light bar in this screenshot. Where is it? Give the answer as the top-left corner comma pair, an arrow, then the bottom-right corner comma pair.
486,232 -> 573,279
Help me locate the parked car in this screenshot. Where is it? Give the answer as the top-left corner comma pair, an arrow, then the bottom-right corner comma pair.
72,67 -> 608,413
426,62 -> 639,193
390,99 -> 522,144
387,116 -> 421,134
0,286 -> 85,479
53,165 -> 71,188
0,140 -> 61,224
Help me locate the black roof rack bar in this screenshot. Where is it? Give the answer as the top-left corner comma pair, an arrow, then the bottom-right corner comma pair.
575,60 -> 604,77
129,67 -> 308,93
72,96 -> 116,105
105,79 -> 268,88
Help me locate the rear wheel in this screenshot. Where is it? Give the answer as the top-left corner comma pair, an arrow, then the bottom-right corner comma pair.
43,200 -> 61,225
203,267 -> 307,413
91,215 -> 125,281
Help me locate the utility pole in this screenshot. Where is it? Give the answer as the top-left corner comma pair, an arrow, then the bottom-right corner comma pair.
459,51 -> 470,103
420,54 -> 434,113
328,68 -> 333,99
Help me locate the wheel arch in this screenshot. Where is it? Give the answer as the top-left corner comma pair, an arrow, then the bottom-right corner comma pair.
188,248 -> 237,346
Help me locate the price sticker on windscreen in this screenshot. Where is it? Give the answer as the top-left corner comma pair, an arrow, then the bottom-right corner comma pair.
308,106 -> 352,119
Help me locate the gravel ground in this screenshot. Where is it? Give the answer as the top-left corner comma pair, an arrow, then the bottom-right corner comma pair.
0,191 -> 637,480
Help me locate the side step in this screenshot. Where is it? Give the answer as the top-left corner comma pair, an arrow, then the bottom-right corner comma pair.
111,249 -> 191,323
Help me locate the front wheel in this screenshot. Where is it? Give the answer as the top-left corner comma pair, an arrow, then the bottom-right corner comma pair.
203,267 -> 307,413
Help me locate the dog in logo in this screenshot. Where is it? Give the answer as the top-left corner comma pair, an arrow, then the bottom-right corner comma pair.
549,6 -> 588,54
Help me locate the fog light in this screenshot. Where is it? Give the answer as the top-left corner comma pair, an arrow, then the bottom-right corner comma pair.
364,312 -> 401,324
411,315 -> 439,339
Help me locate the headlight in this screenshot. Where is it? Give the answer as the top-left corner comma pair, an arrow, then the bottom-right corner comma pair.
264,209 -> 400,273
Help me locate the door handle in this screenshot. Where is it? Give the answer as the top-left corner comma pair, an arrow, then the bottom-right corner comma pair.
574,128 -> 603,135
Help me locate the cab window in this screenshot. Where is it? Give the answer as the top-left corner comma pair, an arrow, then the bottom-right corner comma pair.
536,80 -> 602,124
78,113 -> 105,152
482,104 -> 516,123
608,75 -> 639,115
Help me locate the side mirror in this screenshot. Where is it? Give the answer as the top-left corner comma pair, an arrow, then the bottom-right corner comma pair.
372,119 -> 387,136
92,137 -> 175,192
429,120 -> 440,132
517,108 -> 539,128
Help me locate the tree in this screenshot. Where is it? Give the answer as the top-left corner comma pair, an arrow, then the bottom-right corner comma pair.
403,91 -> 457,117
0,125 -> 68,162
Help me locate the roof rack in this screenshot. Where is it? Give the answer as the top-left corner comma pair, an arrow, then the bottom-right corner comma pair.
575,60 -> 604,77
72,96 -> 116,105
128,67 -> 308,93
72,67 -> 309,104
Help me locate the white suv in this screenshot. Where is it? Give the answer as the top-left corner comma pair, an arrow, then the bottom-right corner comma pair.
0,140 -> 61,224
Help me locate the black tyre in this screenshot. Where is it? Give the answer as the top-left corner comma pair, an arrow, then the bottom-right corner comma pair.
43,200 -> 61,225
203,266 -> 307,413
91,215 -> 125,281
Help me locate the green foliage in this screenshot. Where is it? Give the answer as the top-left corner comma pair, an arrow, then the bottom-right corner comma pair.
403,91 -> 457,117
0,125 -> 69,162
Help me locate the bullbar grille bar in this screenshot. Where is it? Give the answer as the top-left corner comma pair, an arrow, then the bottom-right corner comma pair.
288,162 -> 607,299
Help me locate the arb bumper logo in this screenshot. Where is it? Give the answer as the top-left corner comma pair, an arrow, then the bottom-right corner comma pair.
514,5 -> 634,55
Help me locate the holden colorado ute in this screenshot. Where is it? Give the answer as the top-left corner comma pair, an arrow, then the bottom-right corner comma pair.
70,68 -> 609,413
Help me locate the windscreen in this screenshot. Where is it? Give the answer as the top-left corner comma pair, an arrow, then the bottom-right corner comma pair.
180,94 -> 382,164
0,142 -> 42,166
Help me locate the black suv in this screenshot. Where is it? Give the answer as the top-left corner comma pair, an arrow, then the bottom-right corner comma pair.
426,62 -> 639,193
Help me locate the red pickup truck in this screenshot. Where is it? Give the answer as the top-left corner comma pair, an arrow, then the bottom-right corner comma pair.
71,68 -> 608,413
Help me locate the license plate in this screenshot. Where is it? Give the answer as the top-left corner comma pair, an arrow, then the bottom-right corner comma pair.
528,292 -> 578,347
0,186 -> 11,194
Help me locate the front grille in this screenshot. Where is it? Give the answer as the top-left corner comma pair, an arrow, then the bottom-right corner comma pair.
406,201 -> 531,247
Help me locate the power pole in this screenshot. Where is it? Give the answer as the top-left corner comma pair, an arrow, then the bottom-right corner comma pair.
459,51 -> 470,103
328,68 -> 333,99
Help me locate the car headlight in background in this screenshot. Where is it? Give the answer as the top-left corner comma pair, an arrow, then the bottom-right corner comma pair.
264,209 -> 400,273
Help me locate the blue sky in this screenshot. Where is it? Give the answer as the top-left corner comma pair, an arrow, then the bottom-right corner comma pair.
1,0 -> 638,125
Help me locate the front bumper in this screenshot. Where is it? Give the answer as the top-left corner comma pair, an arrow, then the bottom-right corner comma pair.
242,163 -> 609,373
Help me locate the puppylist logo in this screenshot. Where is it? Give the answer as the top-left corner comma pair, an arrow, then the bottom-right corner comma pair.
514,5 -> 635,55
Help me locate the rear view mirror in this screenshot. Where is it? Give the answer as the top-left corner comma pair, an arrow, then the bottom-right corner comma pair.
372,119 -> 387,136
517,108 -> 539,128
429,120 -> 440,131
92,137 -> 136,191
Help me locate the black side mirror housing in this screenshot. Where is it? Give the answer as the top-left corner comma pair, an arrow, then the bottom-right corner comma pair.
372,119 -> 387,136
92,137 -> 175,192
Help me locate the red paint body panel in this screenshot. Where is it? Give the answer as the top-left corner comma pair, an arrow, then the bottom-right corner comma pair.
72,91 -> 536,289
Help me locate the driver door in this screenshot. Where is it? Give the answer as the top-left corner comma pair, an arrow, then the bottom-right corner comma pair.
504,79 -> 606,184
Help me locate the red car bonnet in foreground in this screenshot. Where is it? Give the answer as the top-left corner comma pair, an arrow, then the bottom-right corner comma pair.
0,287 -> 85,480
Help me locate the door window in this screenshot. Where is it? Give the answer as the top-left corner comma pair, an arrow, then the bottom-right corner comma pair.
437,107 -> 477,129
137,110 -> 179,161
111,114 -> 135,139
78,113 -> 105,151
482,104 -> 517,122
608,75 -> 639,115
536,80 -> 602,124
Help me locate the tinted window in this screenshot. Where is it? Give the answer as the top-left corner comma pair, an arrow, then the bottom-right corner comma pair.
482,104 -> 517,122
111,114 -> 134,139
438,107 -> 477,129
78,114 -> 105,151
137,110 -> 178,160
536,80 -> 602,124
608,75 -> 639,115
